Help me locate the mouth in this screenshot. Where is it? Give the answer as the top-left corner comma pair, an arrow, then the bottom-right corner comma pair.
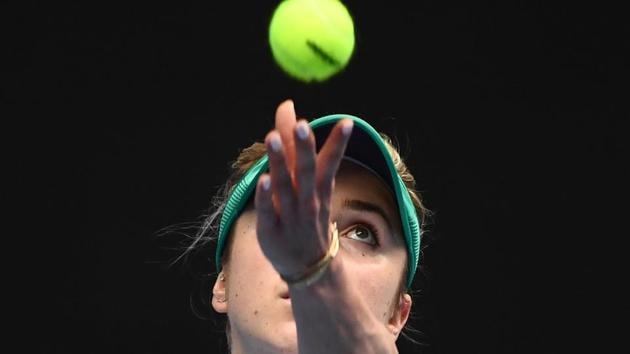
280,291 -> 290,300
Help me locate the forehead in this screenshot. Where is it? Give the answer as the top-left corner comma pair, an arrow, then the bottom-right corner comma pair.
335,160 -> 394,198
334,160 -> 403,234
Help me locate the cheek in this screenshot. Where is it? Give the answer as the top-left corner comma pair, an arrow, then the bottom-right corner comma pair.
344,255 -> 405,322
225,228 -> 279,307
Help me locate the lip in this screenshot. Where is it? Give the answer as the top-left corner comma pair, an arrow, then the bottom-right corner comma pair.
280,291 -> 290,300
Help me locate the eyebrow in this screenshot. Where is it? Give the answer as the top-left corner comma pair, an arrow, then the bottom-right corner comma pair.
342,199 -> 394,233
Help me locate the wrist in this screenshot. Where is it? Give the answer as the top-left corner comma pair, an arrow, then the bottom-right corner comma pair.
281,222 -> 340,289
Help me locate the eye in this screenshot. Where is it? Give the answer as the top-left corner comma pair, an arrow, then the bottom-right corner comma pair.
343,224 -> 378,246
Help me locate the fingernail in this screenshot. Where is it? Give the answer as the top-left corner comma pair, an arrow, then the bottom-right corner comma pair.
296,121 -> 309,140
261,175 -> 271,191
342,120 -> 354,136
269,135 -> 282,152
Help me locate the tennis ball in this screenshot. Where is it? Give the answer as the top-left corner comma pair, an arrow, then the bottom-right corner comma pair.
268,0 -> 355,83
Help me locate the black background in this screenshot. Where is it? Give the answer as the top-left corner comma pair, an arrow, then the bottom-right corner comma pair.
7,0 -> 628,353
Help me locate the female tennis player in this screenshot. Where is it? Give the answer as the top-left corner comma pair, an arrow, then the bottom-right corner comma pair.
181,99 -> 428,353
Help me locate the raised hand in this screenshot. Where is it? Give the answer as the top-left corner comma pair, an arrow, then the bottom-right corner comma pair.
254,99 -> 354,280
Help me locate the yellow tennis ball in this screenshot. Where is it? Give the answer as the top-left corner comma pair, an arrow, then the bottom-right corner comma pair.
268,0 -> 356,83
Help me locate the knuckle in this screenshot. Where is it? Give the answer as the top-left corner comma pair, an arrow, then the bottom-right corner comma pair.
297,157 -> 315,174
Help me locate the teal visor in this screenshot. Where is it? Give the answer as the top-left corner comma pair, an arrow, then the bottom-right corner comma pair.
216,114 -> 422,289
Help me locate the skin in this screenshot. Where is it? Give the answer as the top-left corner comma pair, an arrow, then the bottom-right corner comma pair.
212,100 -> 412,354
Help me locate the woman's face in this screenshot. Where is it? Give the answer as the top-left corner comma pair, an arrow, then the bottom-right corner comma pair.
212,161 -> 411,354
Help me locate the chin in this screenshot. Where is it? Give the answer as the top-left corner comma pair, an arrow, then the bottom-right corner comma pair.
269,320 -> 298,353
